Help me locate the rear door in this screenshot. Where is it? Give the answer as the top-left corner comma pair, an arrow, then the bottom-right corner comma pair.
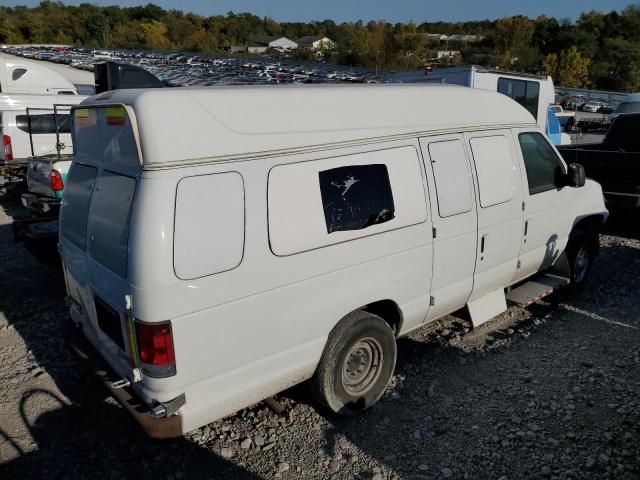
465,130 -> 525,301
60,105 -> 141,377
419,134 -> 478,321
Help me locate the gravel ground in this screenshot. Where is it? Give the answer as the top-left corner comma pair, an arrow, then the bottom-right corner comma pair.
0,192 -> 639,480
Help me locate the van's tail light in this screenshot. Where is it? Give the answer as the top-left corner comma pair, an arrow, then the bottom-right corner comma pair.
51,170 -> 64,191
2,135 -> 12,161
134,320 -> 176,377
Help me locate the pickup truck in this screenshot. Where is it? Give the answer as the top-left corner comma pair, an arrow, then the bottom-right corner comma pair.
557,113 -> 640,209
21,154 -> 71,214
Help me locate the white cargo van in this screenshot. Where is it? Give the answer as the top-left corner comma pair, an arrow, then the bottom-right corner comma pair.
60,84 -> 608,438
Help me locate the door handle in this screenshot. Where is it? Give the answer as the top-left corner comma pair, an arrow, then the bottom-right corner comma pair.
481,234 -> 486,253
524,220 -> 529,236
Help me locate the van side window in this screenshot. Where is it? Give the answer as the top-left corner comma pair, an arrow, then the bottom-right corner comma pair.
518,132 -> 565,195
60,164 -> 97,251
319,164 -> 395,233
427,140 -> 473,217
174,172 -> 245,279
268,146 -> 427,256
469,136 -> 516,207
497,78 -> 539,118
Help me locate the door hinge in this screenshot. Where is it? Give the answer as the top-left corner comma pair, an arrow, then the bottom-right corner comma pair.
429,295 -> 435,306
124,294 -> 133,311
517,260 -> 522,269
432,227 -> 437,238
522,201 -> 526,212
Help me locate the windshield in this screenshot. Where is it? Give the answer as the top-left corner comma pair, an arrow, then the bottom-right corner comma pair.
615,101 -> 640,114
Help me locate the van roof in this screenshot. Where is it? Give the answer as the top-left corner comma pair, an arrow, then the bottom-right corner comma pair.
81,84 -> 537,167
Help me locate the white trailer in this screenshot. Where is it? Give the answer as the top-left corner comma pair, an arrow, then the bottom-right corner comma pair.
0,57 -> 85,188
60,84 -> 607,437
394,66 -> 569,145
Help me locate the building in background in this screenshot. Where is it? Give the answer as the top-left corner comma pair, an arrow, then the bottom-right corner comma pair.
296,36 -> 336,51
247,37 -> 298,54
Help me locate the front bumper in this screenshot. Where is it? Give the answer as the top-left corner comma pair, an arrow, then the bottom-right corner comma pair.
63,321 -> 183,439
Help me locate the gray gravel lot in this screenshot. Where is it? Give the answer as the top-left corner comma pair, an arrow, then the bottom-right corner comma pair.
0,193 -> 639,480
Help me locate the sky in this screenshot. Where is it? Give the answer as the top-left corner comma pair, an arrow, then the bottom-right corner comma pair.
4,0 -> 639,23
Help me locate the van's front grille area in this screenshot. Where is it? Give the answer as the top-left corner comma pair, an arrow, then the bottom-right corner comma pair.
95,296 -> 125,350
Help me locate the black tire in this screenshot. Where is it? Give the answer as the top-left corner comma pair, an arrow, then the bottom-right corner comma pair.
310,310 -> 396,416
566,229 -> 599,290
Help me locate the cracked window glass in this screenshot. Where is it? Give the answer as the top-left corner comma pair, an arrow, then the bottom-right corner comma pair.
319,164 -> 395,234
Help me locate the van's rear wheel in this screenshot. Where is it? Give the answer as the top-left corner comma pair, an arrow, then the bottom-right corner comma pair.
311,310 -> 396,415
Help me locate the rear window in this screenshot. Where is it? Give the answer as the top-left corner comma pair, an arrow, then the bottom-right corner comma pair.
16,114 -> 71,134
73,106 -> 140,168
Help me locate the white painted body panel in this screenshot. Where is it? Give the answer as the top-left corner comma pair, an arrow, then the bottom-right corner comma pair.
59,85 -> 607,434
0,57 -> 77,95
0,94 -> 85,161
423,67 -> 555,135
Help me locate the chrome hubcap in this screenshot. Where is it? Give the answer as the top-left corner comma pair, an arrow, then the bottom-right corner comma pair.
573,246 -> 590,283
341,337 -> 383,395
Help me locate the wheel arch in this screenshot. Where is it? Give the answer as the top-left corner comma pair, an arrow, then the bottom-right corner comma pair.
359,299 -> 404,337
571,213 -> 606,236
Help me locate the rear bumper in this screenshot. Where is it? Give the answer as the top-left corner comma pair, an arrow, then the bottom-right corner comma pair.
21,192 -> 61,214
63,320 -> 183,439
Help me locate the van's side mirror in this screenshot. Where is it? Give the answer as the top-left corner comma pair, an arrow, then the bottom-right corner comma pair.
566,163 -> 585,188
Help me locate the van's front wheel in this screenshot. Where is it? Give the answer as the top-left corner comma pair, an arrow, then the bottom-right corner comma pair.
566,230 -> 599,289
311,310 -> 396,416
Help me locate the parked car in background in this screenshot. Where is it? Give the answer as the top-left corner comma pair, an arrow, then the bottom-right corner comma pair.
563,96 -> 586,111
582,101 -> 603,113
599,102 -> 617,115
609,93 -> 640,123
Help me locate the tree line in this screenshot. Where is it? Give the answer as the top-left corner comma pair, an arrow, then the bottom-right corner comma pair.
1,1 -> 639,91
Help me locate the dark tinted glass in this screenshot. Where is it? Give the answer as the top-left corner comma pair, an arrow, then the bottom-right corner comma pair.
498,78 -> 539,118
525,81 -> 540,118
12,68 -> 27,81
518,132 -> 564,195
319,164 -> 395,234
60,163 -> 97,250
16,114 -> 71,134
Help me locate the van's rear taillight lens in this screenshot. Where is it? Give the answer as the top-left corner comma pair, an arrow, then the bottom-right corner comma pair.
2,135 -> 12,161
134,321 -> 176,377
51,170 -> 64,191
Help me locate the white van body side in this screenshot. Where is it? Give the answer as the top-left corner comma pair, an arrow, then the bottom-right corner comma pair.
59,85 -> 608,434
0,57 -> 78,95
